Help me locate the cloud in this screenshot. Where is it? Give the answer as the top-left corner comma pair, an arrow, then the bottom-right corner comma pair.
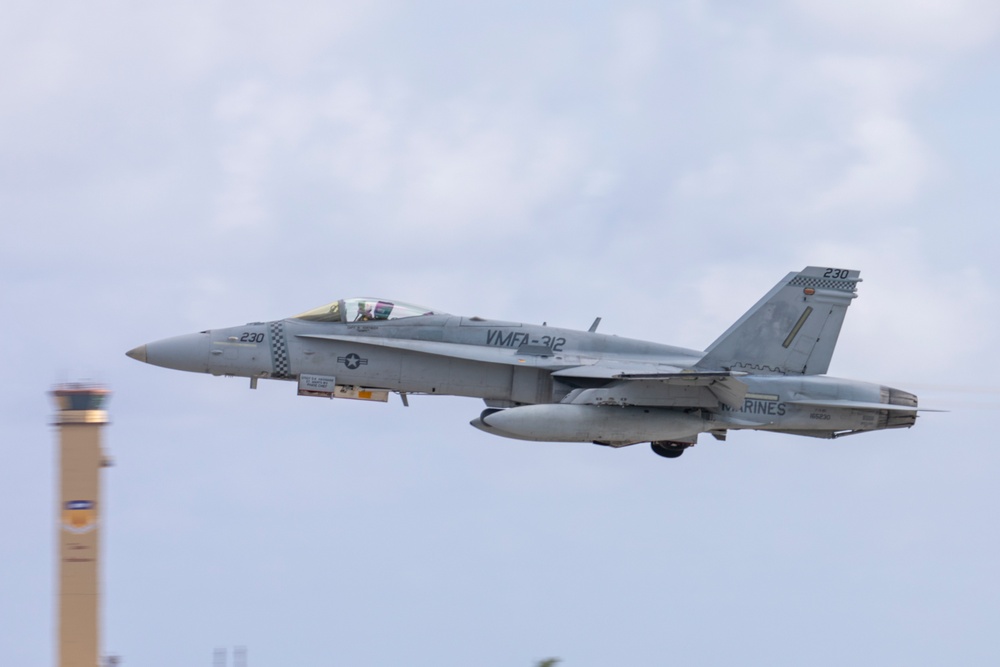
606,7 -> 664,103
393,103 -> 585,234
812,54 -> 925,114
810,114 -> 932,212
666,48 -> 937,222
206,78 -> 592,238
789,0 -> 1000,51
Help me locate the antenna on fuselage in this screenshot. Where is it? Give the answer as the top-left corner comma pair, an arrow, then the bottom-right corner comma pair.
588,317 -> 602,333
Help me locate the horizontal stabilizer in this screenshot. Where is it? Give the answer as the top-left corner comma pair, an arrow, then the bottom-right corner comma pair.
787,399 -> 945,412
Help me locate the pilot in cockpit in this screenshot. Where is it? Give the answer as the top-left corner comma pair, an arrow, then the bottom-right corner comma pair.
356,300 -> 396,321
355,302 -> 374,321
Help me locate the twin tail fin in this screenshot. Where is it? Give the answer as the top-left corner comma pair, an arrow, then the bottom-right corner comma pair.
696,266 -> 860,376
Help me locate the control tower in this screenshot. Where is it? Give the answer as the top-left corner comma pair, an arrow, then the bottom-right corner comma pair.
51,384 -> 111,667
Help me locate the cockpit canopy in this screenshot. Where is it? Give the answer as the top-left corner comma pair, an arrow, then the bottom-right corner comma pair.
293,298 -> 436,323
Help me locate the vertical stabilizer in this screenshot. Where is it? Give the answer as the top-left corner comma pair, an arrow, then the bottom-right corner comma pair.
696,267 -> 860,375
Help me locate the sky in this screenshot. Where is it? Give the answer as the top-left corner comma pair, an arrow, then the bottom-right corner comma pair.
3,1 -> 1000,665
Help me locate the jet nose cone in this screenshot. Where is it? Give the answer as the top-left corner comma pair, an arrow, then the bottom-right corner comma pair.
132,333 -> 211,373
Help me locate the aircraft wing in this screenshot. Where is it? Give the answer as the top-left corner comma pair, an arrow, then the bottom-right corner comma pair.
551,361 -> 688,379
616,372 -> 749,409
555,364 -> 749,410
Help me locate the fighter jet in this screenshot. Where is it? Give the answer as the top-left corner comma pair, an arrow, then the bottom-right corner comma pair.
126,266 -> 930,458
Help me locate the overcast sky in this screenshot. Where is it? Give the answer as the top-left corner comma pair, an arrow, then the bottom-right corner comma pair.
3,1 -> 1000,665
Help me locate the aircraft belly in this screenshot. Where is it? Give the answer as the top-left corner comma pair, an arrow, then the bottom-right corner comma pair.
510,366 -> 552,404
396,355 -> 514,400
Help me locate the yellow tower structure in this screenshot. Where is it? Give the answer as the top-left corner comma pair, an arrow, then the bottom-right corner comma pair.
51,384 -> 111,667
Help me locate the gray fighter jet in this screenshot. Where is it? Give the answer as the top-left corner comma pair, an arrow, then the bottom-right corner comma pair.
126,267 -> 931,458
